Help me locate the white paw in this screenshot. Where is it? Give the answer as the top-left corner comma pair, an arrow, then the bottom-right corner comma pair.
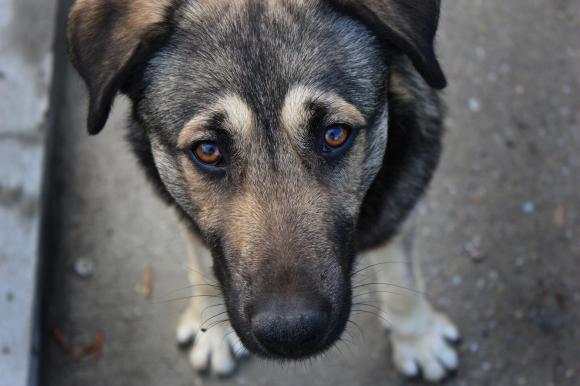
177,308 -> 249,376
391,312 -> 460,382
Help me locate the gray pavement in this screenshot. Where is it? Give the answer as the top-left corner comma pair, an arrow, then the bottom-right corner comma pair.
40,0 -> 580,385
0,1 -> 58,385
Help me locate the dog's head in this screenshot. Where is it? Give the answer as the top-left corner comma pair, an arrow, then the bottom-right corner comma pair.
68,0 -> 444,359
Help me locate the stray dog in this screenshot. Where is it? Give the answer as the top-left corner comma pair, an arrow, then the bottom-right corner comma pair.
68,0 -> 460,382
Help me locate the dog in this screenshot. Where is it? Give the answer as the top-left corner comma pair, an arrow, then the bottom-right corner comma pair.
67,0 -> 459,382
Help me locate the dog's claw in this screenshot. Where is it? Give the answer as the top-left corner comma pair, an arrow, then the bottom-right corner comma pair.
391,312 -> 460,382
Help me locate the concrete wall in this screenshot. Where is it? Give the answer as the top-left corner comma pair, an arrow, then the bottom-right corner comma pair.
0,0 -> 58,385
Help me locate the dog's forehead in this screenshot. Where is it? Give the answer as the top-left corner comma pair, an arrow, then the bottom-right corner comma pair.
144,0 -> 385,142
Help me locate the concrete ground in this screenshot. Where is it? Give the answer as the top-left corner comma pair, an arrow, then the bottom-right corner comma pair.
0,1 -> 58,385
40,0 -> 580,385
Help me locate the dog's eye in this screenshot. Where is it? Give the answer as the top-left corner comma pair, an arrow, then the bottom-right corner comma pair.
193,141 -> 223,166
323,125 -> 351,151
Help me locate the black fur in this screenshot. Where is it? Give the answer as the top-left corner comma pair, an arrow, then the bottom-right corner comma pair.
68,0 -> 446,361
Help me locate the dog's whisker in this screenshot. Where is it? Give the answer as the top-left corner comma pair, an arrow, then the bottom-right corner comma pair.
337,337 -> 355,356
200,303 -> 226,320
201,318 -> 230,333
351,282 -> 424,295
200,311 -> 229,330
351,309 -> 392,327
352,302 -> 387,314
339,332 -> 354,346
341,327 -> 355,343
161,283 -> 221,299
332,339 -> 348,361
352,290 -> 414,299
352,303 -> 392,324
152,294 -> 223,305
350,260 -> 407,277
179,264 -> 218,285
346,319 -> 365,339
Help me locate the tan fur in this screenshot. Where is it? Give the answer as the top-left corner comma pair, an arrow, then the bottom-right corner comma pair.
281,85 -> 366,144
70,0 -> 172,34
69,0 -> 173,66
178,94 -> 256,149
177,115 -> 210,150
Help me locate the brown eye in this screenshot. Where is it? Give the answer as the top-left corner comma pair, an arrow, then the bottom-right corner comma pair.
324,125 -> 351,149
193,141 -> 223,165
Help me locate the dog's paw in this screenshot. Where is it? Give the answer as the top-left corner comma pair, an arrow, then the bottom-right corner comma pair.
177,307 -> 249,376
390,312 -> 460,382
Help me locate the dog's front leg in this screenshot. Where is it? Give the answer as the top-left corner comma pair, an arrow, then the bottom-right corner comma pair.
362,230 -> 460,382
176,223 -> 249,376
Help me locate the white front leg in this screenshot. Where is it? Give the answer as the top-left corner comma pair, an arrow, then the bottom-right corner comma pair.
175,224 -> 249,376
362,231 -> 460,382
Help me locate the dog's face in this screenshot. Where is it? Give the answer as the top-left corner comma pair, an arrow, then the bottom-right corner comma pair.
68,0 -> 445,359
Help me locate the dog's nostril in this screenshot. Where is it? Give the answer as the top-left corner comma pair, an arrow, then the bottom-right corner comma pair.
251,297 -> 329,357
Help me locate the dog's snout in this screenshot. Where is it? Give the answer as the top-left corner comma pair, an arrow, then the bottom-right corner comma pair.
250,297 -> 330,358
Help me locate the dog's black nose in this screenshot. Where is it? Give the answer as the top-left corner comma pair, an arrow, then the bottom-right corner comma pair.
250,297 -> 330,357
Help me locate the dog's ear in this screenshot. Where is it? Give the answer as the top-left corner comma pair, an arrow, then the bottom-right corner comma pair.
67,0 -> 176,135
328,0 -> 446,89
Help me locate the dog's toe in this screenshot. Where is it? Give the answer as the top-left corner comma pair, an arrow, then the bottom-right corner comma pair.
176,321 -> 198,347
391,312 -> 460,383
227,331 -> 250,358
177,304 -> 247,376
176,306 -> 199,346
189,326 -> 237,376
393,353 -> 419,378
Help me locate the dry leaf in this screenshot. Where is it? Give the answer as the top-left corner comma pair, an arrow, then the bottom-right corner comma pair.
554,205 -> 566,228
143,267 -> 154,299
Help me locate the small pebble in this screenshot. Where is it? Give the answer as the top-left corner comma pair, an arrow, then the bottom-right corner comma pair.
515,256 -> 526,268
74,258 -> 95,278
468,98 -> 481,112
565,369 -> 575,378
517,376 -> 527,386
469,341 -> 480,353
522,202 -> 535,214
464,237 -> 484,261
562,85 -> 572,95
452,275 -> 463,286
561,166 -> 570,176
499,63 -> 511,74
482,361 -> 492,371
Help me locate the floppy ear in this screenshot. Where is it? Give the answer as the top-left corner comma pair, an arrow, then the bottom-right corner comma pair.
328,0 -> 446,89
67,0 -> 176,135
